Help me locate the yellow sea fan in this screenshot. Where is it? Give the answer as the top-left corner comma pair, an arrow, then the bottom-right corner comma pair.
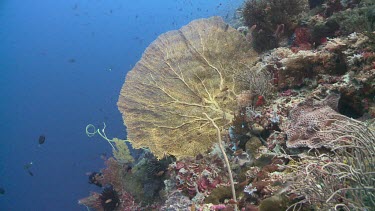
118,16 -> 258,159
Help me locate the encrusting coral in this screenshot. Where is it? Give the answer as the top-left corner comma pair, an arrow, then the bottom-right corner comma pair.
118,16 -> 258,159
285,93 -> 346,148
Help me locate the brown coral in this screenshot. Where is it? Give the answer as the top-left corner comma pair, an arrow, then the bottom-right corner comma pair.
118,17 -> 258,159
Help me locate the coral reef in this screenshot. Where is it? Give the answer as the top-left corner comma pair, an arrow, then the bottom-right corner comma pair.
167,154 -> 230,201
287,116 -> 375,210
78,187 -> 141,211
79,155 -> 167,210
160,190 -> 193,211
99,186 -> 120,211
81,1 -> 375,210
242,0 -> 309,51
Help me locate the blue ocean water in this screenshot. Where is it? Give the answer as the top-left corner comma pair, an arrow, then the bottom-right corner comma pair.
0,0 -> 242,210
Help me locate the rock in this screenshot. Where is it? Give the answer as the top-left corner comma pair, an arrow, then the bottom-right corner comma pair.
251,123 -> 264,135
245,136 -> 263,155
259,195 -> 289,211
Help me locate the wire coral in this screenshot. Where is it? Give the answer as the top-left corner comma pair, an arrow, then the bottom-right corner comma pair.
85,123 -> 134,164
117,16 -> 258,159
287,116 -> 375,210
238,63 -> 275,102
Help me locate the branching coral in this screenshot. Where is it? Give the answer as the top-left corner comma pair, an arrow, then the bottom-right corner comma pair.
118,16 -> 258,159
237,63 -> 275,101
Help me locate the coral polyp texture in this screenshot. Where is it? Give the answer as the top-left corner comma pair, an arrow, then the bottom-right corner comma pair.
285,93 -> 346,148
118,16 -> 258,159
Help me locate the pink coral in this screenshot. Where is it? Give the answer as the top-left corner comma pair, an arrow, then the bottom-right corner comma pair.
285,94 -> 346,148
118,191 -> 142,211
292,27 -> 312,52
210,204 -> 227,210
169,155 -> 230,198
99,158 -> 129,189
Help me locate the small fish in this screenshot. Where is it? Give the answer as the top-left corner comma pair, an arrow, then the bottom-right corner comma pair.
100,153 -> 107,160
126,166 -> 132,173
38,135 -> 46,145
105,199 -> 112,204
24,162 -> 33,170
24,162 -> 34,176
221,86 -> 229,92
0,187 -> 5,195
234,149 -> 244,156
68,58 -> 76,63
155,171 -> 165,177
228,199 -> 239,204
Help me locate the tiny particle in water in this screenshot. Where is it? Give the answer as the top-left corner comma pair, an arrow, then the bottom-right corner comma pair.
68,58 -> 76,63
38,135 -> 46,145
0,187 -> 5,195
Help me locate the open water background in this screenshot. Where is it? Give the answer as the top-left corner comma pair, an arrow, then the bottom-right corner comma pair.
0,0 -> 242,210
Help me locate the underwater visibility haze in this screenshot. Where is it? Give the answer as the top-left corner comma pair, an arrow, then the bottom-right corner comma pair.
0,0 -> 242,210
1,0 -> 375,210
